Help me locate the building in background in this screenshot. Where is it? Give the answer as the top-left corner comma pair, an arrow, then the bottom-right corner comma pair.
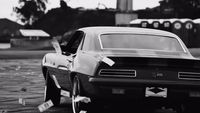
10,29 -> 53,50
0,18 -> 23,43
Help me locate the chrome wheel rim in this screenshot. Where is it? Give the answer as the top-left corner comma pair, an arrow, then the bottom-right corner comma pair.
44,86 -> 47,101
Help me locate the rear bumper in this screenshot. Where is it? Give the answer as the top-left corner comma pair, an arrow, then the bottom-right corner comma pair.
89,77 -> 200,87
79,76 -> 200,102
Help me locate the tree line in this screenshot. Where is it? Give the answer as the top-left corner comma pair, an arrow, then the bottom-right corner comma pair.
13,0 -> 200,36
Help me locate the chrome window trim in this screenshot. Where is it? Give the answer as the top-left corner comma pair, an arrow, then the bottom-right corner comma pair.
176,37 -> 187,53
98,33 -> 187,53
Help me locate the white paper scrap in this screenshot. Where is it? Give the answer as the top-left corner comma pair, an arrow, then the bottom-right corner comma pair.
102,57 -> 115,66
74,96 -> 91,103
38,100 -> 54,112
51,39 -> 62,54
19,98 -> 26,106
80,110 -> 87,113
61,90 -> 70,97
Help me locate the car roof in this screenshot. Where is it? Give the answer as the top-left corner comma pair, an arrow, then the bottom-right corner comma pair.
79,26 -> 179,38
78,26 -> 190,54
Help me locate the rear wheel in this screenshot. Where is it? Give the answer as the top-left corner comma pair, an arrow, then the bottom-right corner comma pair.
44,70 -> 61,106
72,76 -> 82,113
180,102 -> 200,113
72,76 -> 100,113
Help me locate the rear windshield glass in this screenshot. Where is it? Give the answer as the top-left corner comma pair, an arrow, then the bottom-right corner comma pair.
100,34 -> 184,52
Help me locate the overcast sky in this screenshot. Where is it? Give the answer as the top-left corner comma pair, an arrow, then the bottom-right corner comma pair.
0,0 -> 160,22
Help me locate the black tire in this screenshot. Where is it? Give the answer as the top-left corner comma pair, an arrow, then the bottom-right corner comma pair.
72,76 -> 98,113
173,104 -> 185,113
180,102 -> 200,113
44,70 -> 61,106
72,76 -> 82,113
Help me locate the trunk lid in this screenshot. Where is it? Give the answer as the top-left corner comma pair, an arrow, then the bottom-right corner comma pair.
96,55 -> 200,81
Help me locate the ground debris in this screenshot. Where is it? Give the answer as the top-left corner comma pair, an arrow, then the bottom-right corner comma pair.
20,87 -> 27,92
38,100 -> 54,112
0,110 -> 7,113
18,98 -> 26,106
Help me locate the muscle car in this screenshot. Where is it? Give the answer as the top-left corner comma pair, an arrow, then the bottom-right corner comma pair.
41,27 -> 200,113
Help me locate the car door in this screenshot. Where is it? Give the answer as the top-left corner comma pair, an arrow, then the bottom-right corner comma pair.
54,31 -> 85,91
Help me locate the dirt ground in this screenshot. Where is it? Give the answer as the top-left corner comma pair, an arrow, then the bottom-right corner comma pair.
0,59 -> 72,113
0,50 -> 54,59
0,59 -> 178,113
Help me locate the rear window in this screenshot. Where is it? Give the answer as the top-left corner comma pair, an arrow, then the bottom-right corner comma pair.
100,34 -> 184,52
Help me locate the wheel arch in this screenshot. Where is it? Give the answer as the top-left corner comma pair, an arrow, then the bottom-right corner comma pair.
70,72 -> 78,83
42,66 -> 47,80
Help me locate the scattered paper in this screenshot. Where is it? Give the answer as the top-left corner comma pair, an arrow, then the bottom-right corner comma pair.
19,98 -> 26,106
80,110 -> 87,113
38,100 -> 54,112
102,57 -> 115,66
15,66 -> 21,71
51,39 -> 62,54
61,90 -> 70,97
74,96 -> 91,103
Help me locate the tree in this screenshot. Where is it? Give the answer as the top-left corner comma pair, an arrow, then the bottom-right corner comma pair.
14,0 -> 48,25
159,0 -> 200,18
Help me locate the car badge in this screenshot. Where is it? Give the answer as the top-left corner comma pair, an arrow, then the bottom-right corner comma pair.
152,72 -> 164,78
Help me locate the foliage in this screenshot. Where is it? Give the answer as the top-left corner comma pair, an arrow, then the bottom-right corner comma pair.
159,0 -> 200,18
31,1 -> 115,36
14,0 -> 48,25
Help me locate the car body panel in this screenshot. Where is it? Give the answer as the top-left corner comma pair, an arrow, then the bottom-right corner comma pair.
43,53 -> 72,90
41,27 -> 200,103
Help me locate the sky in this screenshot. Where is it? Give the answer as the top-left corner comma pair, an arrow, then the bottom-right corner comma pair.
0,0 -> 160,23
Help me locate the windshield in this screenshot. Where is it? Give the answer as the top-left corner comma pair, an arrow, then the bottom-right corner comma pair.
100,34 -> 184,52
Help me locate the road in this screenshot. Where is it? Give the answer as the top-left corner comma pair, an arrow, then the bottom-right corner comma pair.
0,59 -> 181,113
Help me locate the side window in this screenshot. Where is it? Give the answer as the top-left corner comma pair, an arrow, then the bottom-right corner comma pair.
64,31 -> 84,54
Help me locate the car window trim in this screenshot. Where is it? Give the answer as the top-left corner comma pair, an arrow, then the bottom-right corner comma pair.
98,33 -> 187,53
65,30 -> 85,53
79,32 -> 86,50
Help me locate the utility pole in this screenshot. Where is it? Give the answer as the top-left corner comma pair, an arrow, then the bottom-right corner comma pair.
115,0 -> 138,26
117,0 -> 133,12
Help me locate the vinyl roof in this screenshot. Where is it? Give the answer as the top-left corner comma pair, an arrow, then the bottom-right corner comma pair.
19,29 -> 50,37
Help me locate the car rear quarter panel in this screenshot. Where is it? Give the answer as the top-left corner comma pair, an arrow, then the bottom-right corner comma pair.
42,53 -> 70,78
42,53 -> 57,68
42,53 -> 69,68
72,51 -> 100,76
